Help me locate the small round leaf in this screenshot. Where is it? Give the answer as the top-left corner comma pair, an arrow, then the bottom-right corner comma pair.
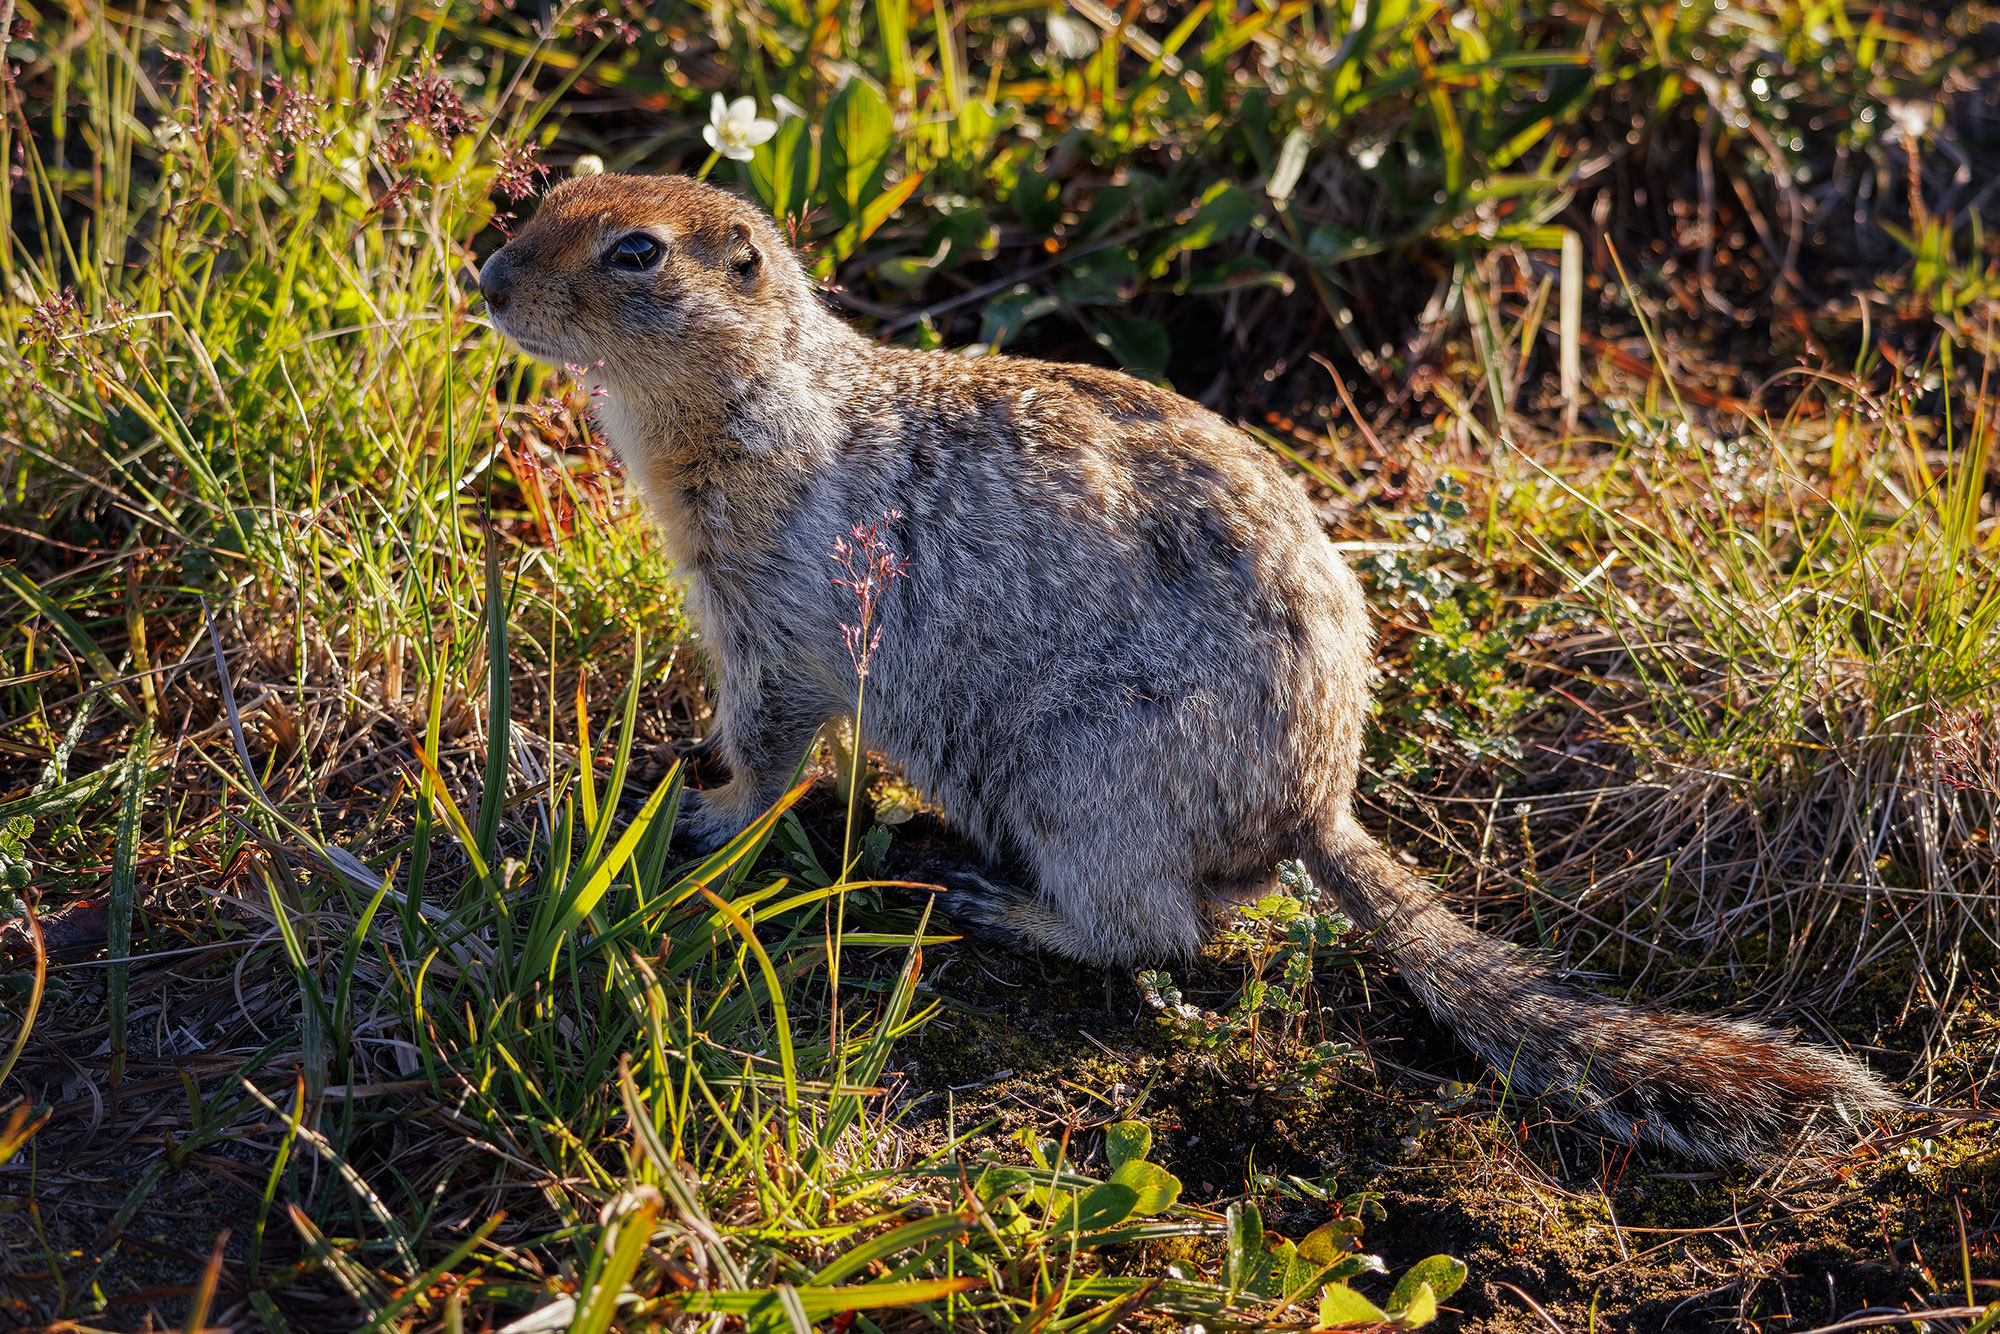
1316,1283 -> 1389,1329
1103,1120 -> 1152,1171
1390,1255 -> 1466,1307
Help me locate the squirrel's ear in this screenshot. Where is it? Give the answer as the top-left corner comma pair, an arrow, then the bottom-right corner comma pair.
727,223 -> 761,279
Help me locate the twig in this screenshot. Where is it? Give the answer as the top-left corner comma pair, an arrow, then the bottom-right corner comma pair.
1789,1308 -> 1989,1334
876,233 -> 1139,335
1311,353 -> 1387,456
0,896 -> 45,1091
1495,1281 -> 1570,1333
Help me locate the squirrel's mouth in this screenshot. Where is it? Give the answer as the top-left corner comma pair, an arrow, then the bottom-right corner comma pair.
491,322 -> 565,365
478,304 -> 561,362
510,338 -> 562,363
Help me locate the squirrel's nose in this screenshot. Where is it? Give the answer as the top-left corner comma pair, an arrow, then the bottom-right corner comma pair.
479,255 -> 512,313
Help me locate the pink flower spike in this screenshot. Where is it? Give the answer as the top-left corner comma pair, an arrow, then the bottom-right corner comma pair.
829,510 -> 908,677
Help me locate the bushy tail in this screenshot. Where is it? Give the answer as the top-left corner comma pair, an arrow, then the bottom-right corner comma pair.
1308,820 -> 1897,1164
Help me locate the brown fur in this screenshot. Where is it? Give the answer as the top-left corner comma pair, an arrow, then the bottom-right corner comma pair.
476,173 -> 1898,1163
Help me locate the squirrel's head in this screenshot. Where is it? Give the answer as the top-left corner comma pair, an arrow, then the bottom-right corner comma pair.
478,174 -> 814,396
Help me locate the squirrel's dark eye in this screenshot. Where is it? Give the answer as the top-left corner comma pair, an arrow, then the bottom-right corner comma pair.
607,234 -> 662,271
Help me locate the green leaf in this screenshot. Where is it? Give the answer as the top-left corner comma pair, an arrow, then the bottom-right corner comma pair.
1225,1201 -> 1263,1292
0,568 -> 124,695
1103,1120 -> 1151,1171
1174,253 -> 1295,297
1316,1283 -> 1390,1328
1108,1159 -> 1181,1215
571,1188 -> 664,1334
523,765 -> 681,982
1299,1219 -> 1365,1263
579,630 -> 646,872
1075,181 -> 1138,240
980,285 -> 1060,348
875,239 -> 951,290
473,540 -> 511,867
1015,1125 -> 1059,1170
1051,1182 -> 1138,1234
811,1213 -> 972,1285
847,169 -> 925,257
744,115 -> 815,225
1012,162 -> 1062,232
949,101 -> 1007,171
1090,311 -> 1170,381
975,1165 -> 1035,1201
1146,184 -> 1262,276
0,770 -> 117,835
1281,1251 -> 1378,1305
1303,223 -> 1389,266
1327,1252 -> 1387,1283
1053,248 -> 1138,305
823,78 -> 892,227
692,854 -> 815,1158
1246,1237 -> 1296,1299
924,210 -> 998,268
1390,1281 -> 1437,1328
665,1277 -> 985,1318
1390,1255 -> 1466,1306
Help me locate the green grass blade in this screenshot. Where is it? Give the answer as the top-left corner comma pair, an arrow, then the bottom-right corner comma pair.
473,537 -> 512,865
569,1186 -> 664,1334
821,895 -> 933,1150
106,719 -> 152,1097
658,1276 -> 986,1318
581,629 -> 644,871
810,1209 -> 973,1285
525,762 -> 681,982
696,883 -> 803,1157
0,568 -> 134,715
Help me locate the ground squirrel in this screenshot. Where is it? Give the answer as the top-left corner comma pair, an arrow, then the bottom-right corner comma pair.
477,172 -> 1895,1163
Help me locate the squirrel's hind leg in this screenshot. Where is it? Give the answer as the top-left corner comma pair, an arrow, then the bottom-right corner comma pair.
987,848 -> 1209,965
890,845 -> 1207,965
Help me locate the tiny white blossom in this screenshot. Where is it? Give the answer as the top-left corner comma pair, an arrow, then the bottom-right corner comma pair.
1887,99 -> 1930,142
704,94 -> 777,161
572,154 -> 605,177
1046,12 -> 1099,59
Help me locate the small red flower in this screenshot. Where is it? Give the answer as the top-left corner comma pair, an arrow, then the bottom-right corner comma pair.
829,511 -> 908,678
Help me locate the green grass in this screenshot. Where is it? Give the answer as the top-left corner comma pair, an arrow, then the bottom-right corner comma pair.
1,0 -> 1998,1330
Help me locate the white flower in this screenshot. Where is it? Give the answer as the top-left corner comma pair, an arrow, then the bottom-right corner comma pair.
704,94 -> 777,162
1046,12 -> 1099,59
1887,99 -> 1930,143
572,154 -> 605,177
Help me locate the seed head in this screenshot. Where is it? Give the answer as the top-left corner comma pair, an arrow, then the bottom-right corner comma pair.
830,511 -> 909,678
